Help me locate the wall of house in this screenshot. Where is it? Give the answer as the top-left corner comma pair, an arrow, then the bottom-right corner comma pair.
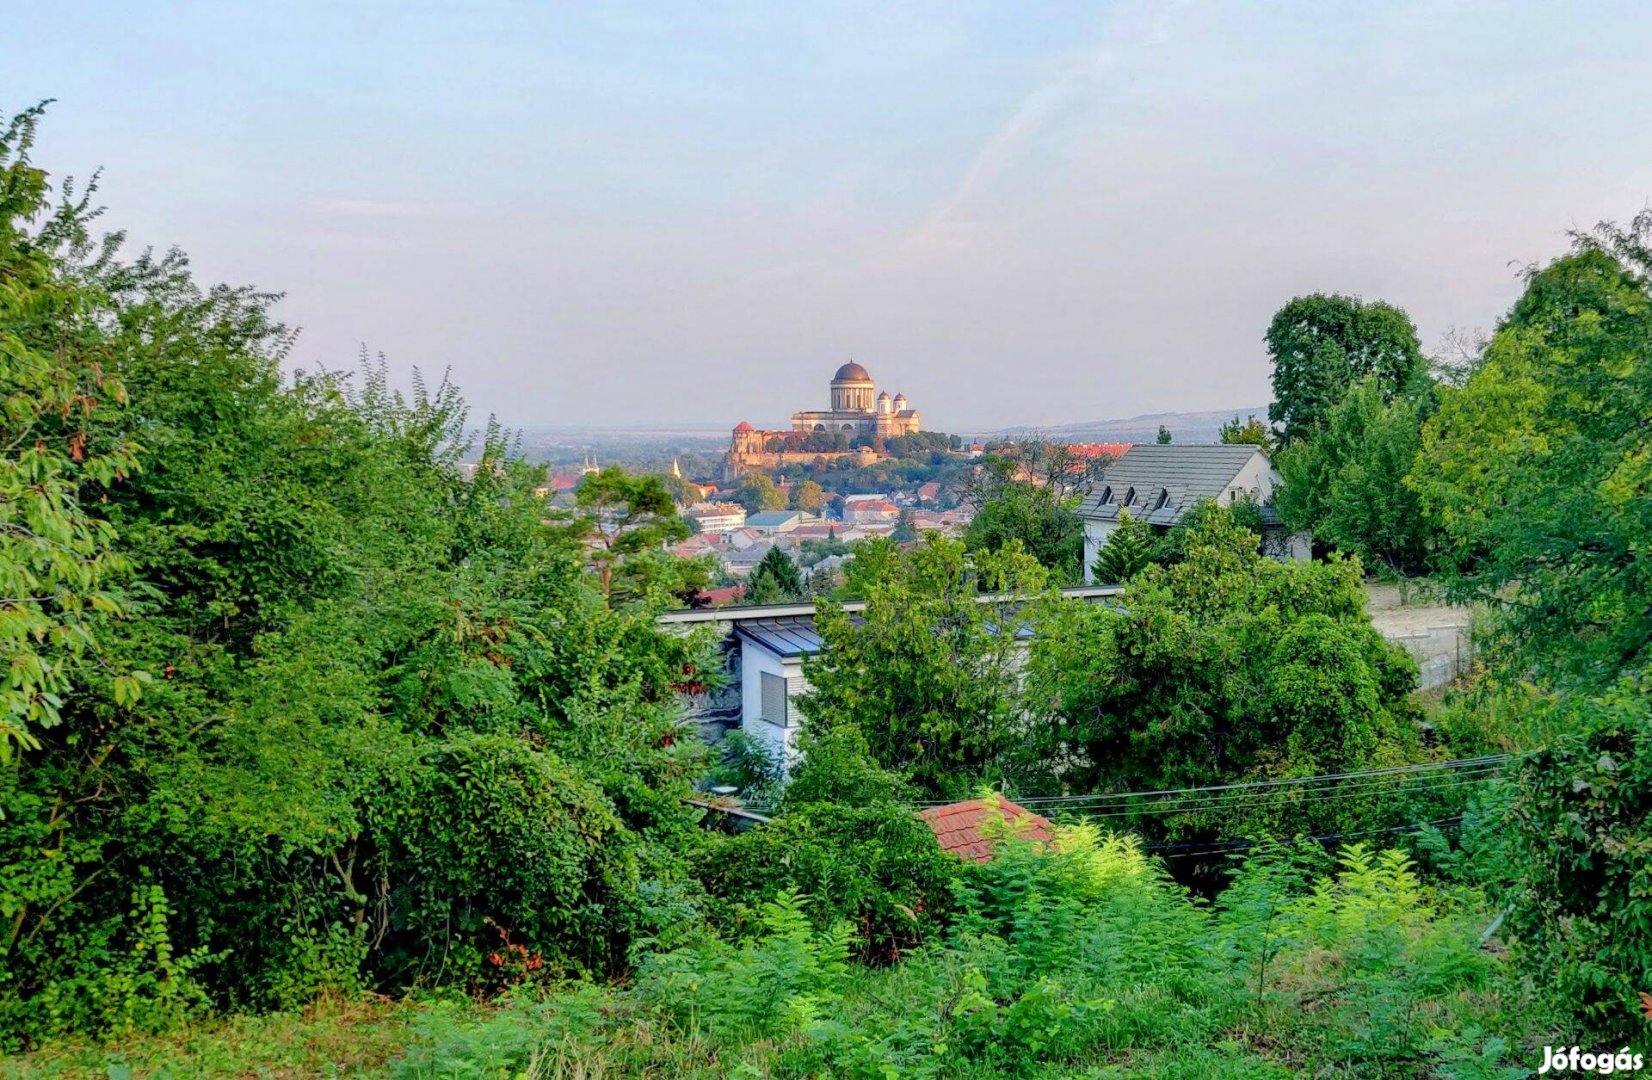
1081,519 -> 1117,583
672,633 -> 743,739
1223,452 -> 1277,505
739,641 -> 808,767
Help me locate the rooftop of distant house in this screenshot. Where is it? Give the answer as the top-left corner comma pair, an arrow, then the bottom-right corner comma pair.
1064,441 -> 1133,460
1075,443 -> 1278,528
920,797 -> 1054,862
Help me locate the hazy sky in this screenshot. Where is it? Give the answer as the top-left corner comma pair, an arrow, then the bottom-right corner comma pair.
12,2 -> 1652,430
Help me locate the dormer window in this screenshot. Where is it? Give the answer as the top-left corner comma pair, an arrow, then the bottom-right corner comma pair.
1099,485 -> 1112,505
1153,488 -> 1170,510
1122,486 -> 1136,507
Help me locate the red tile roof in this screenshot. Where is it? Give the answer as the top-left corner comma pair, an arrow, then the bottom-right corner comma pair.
1065,441 -> 1133,460
919,796 -> 1054,863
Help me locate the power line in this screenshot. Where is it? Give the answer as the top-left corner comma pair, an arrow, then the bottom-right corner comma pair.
1149,815 -> 1467,860
738,756 -> 1513,817
1041,767 -> 1506,819
910,755 -> 1511,808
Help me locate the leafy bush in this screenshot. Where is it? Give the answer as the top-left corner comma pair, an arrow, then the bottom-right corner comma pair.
700,801 -> 957,962
1503,675 -> 1652,1034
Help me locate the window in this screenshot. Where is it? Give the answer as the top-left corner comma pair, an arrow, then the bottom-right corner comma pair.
1153,488 -> 1170,510
1099,485 -> 1112,504
1122,486 -> 1135,506
760,671 -> 788,726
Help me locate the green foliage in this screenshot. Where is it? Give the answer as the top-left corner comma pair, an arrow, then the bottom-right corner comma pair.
1027,506 -> 1419,828
572,466 -> 689,600
1090,509 -> 1154,584
1503,675 -> 1652,1031
376,838 -> 1528,1079
704,728 -> 783,805
700,804 -> 955,963
963,478 -> 1084,582
1411,216 -> 1652,688
1144,496 -> 1265,567
835,535 -> 900,600
0,105 -> 143,760
800,535 -> 1049,798
1156,424 -> 1173,444
1276,376 -> 1431,572
0,106 -> 714,1050
1218,414 -> 1274,452
746,544 -> 805,604
789,477 -> 825,511
734,472 -> 787,513
641,888 -> 853,1039
1266,292 -> 1427,444
779,724 -> 907,809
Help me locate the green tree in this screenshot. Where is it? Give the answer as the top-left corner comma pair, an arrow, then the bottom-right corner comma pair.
0,107 -> 718,1044
574,467 -> 690,600
790,478 -> 825,512
800,536 -> 1049,798
1156,424 -> 1173,444
891,507 -> 919,543
735,473 -> 787,514
1090,510 -> 1154,584
747,545 -> 805,605
1218,414 -> 1274,452
836,537 -> 901,600
1027,506 -> 1418,814
1410,216 -> 1652,688
963,479 -> 1083,583
0,105 -> 144,760
1501,676 -> 1652,1032
1276,377 -> 1430,573
1266,293 -> 1426,444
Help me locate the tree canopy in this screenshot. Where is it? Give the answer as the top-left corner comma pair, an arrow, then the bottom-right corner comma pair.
1276,376 -> 1431,573
1410,218 -> 1652,688
1266,293 -> 1426,444
800,536 -> 1049,799
1026,507 -> 1419,811
746,545 -> 805,605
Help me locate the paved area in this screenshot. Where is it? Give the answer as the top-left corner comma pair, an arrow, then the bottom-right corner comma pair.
1364,583 -> 1473,689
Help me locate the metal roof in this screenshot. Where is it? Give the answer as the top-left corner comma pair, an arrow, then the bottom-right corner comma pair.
734,616 -> 831,658
745,511 -> 807,527
733,612 -> 1041,659
1075,444 -> 1275,526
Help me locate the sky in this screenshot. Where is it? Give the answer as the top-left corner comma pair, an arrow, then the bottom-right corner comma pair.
10,1 -> 1652,431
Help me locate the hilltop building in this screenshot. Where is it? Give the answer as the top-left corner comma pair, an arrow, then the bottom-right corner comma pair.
725,361 -> 924,477
790,362 -> 921,439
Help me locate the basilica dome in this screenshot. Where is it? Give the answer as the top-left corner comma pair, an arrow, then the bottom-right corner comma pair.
832,362 -> 872,382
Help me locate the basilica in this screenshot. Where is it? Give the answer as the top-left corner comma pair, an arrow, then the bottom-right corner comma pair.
791,362 -> 922,439
725,362 -> 924,476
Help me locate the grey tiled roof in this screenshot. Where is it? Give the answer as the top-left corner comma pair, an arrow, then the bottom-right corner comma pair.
1075,444 -> 1276,527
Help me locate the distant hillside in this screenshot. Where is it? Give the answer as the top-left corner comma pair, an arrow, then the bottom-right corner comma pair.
981,406 -> 1271,446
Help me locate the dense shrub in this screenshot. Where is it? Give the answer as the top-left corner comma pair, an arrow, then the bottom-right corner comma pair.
700,801 -> 958,962
384,835 -> 1537,1078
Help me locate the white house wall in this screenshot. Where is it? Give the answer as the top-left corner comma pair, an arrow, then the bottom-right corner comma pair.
739,640 -> 809,767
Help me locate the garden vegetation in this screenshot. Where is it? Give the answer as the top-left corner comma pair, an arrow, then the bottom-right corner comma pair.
4,104 -> 1651,1076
